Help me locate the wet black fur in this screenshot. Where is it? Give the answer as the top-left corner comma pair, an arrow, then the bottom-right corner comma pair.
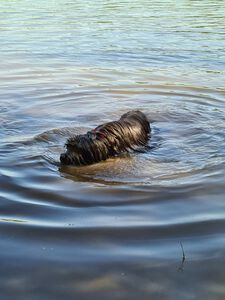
60,111 -> 151,166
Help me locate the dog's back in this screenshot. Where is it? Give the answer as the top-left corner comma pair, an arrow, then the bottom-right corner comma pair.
120,110 -> 150,136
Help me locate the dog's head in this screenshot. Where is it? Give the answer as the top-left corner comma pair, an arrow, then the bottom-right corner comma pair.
60,131 -> 110,166
60,133 -> 92,165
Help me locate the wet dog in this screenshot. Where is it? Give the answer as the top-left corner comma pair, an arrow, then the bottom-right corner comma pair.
60,111 -> 150,166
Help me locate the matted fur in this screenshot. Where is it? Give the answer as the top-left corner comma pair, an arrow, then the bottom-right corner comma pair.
60,111 -> 151,166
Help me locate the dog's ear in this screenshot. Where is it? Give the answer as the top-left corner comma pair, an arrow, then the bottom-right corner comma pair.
65,137 -> 81,152
96,131 -> 107,141
65,138 -> 74,149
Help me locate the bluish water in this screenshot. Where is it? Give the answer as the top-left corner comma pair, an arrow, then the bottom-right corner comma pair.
1,1 -> 225,299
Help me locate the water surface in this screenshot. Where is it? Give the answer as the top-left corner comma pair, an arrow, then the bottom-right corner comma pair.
1,1 -> 225,299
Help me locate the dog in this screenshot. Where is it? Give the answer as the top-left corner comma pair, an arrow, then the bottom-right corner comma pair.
60,110 -> 151,166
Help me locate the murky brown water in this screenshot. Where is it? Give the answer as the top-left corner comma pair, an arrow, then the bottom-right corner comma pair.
1,1 -> 225,299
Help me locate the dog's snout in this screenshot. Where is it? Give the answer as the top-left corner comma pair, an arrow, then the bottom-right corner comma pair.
60,153 -> 68,165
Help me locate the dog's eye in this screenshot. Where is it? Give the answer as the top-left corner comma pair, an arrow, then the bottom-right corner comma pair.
66,143 -> 73,150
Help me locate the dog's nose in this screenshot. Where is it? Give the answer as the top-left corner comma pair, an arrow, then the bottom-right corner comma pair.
60,153 -> 68,164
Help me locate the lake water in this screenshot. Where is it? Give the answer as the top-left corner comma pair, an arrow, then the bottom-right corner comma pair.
1,1 -> 225,299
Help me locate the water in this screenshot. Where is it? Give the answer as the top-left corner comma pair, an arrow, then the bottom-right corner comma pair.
1,0 -> 225,299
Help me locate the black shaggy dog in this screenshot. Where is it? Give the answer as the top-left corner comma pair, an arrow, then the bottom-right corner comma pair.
60,111 -> 150,166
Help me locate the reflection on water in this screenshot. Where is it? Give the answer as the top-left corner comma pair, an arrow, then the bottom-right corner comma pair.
1,0 -> 225,299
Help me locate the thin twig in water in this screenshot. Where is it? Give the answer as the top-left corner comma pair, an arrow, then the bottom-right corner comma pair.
180,242 -> 185,261
178,242 -> 186,272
